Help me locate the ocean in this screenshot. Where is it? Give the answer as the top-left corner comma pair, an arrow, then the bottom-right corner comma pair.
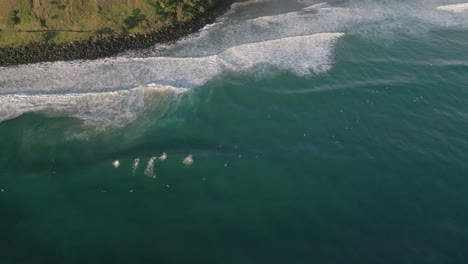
1,0 -> 468,263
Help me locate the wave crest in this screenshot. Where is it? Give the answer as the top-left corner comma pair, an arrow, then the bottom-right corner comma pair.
437,3 -> 468,13
0,32 -> 343,124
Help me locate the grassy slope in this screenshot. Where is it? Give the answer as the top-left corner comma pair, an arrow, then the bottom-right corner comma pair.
0,0 -> 216,47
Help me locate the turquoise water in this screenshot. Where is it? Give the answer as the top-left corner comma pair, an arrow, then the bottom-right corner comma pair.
1,0 -> 468,263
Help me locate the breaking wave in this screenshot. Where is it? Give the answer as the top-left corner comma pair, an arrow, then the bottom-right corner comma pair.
0,33 -> 343,124
1,0 -> 465,126
0,85 -> 187,125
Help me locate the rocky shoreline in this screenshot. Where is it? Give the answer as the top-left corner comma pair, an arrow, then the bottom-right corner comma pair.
0,2 -> 234,67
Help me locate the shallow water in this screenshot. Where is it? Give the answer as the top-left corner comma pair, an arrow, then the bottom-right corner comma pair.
1,0 -> 468,263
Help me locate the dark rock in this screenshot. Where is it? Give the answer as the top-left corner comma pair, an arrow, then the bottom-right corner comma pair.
0,1 -> 234,67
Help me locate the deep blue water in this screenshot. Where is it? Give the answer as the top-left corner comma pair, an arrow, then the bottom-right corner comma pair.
1,1 -> 468,263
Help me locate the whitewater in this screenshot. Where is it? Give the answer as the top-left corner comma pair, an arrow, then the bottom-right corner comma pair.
0,0 -> 467,125
1,1 -> 468,263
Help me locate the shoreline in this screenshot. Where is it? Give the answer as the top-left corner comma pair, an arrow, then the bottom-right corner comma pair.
0,1 -> 235,67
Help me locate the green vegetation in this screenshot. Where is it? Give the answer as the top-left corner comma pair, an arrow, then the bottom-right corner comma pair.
124,9 -> 147,30
7,10 -> 20,26
0,0 -> 221,47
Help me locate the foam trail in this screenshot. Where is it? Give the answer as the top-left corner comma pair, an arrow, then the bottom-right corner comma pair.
437,3 -> 468,13
144,157 -> 157,178
133,159 -> 140,174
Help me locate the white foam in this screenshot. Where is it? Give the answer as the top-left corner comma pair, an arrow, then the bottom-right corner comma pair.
296,0 -> 326,5
132,158 -> 140,173
220,33 -> 344,75
0,85 -> 187,125
3,0 -> 463,126
159,152 -> 167,161
144,157 -> 157,177
437,3 -> 468,13
183,155 -> 194,166
302,2 -> 329,11
231,0 -> 268,9
0,33 -> 343,124
172,0 -> 468,58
